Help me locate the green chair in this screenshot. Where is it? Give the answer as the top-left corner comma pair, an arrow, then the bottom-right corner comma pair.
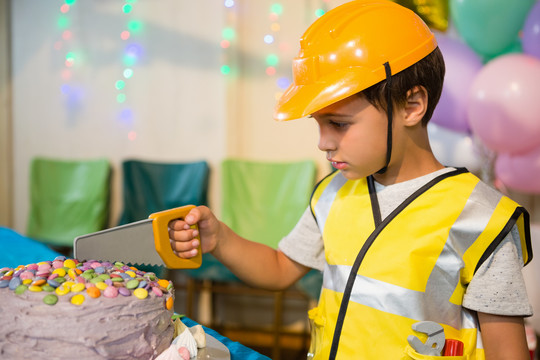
187,158 -> 318,360
221,159 -> 317,249
117,159 -> 209,225
26,157 -> 111,254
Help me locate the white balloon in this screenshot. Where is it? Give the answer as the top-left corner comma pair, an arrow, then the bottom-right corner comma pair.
428,123 -> 482,174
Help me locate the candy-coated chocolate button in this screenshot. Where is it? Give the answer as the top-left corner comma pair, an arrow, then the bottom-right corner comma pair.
38,263 -> 51,272
15,285 -> 28,294
95,281 -> 108,291
152,287 -> 163,297
55,285 -> 70,296
157,279 -> 169,289
126,279 -> 139,289
19,271 -> 35,280
133,288 -> 148,299
29,285 -> 42,292
8,277 -> 22,290
63,259 -> 77,269
71,283 -> 86,292
41,285 -> 55,292
52,268 -> 66,277
70,294 -> 85,305
31,279 -> 46,287
118,287 -> 131,296
98,274 -> 111,281
43,294 -> 58,305
103,286 -> 118,298
86,286 -> 101,298
166,296 -> 174,310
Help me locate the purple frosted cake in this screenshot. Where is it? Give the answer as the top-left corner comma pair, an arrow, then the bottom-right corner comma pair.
0,257 -> 175,359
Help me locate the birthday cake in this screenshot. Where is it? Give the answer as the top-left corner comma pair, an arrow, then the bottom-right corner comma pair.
0,256 -> 175,359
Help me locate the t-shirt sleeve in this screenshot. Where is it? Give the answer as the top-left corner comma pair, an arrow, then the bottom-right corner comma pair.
278,207 -> 325,271
463,225 -> 533,317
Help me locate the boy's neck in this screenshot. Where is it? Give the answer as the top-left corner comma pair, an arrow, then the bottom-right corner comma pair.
372,155 -> 444,186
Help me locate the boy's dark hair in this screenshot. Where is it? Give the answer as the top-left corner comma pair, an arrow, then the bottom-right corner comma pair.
361,47 -> 445,126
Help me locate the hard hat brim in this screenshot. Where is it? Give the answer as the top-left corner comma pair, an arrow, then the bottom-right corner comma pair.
274,66 -> 384,121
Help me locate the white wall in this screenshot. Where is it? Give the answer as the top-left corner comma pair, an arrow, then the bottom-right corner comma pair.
10,0 -> 333,233
0,0 -> 12,227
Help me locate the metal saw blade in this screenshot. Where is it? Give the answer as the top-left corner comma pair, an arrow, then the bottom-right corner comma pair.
73,219 -> 166,267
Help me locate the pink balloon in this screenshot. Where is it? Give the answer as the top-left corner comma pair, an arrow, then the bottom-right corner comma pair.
467,54 -> 540,155
495,146 -> 540,193
432,34 -> 483,133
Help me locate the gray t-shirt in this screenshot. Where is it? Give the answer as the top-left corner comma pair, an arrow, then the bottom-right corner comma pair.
279,168 -> 533,316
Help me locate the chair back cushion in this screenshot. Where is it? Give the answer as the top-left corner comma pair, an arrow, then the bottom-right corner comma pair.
27,157 -> 111,246
221,159 -> 316,249
118,160 -> 209,225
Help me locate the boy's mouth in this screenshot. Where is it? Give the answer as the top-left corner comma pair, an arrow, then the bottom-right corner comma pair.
329,159 -> 347,170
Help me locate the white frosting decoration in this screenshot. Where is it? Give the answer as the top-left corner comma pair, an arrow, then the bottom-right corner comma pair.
172,328 -> 198,357
189,325 -> 206,348
155,344 -> 184,360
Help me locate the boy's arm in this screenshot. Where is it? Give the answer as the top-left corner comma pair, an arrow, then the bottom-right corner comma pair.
478,312 -> 530,360
169,205 -> 310,290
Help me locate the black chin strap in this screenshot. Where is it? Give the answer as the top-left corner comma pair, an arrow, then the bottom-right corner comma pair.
376,62 -> 393,174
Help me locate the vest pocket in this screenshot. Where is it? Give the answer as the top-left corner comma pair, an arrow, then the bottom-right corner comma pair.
307,306 -> 326,359
404,344 -> 469,359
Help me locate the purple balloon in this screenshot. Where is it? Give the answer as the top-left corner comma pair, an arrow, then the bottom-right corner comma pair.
523,1 -> 540,59
431,33 -> 483,133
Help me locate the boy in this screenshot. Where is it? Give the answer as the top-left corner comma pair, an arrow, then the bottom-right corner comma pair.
170,1 -> 533,358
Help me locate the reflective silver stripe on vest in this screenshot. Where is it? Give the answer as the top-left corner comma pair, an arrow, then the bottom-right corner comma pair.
313,172 -> 347,233
321,178 -> 504,329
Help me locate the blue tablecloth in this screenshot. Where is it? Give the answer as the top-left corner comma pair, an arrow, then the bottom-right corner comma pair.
0,227 -> 63,267
181,317 -> 271,360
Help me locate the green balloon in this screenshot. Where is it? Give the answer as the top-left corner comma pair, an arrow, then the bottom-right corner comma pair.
450,0 -> 534,58
482,37 -> 524,63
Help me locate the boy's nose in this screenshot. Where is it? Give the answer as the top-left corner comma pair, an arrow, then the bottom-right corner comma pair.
318,130 -> 335,153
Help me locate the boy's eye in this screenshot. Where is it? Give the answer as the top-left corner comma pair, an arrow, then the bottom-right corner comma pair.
329,120 -> 348,128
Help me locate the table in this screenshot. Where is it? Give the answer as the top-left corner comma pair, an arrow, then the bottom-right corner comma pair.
181,317 -> 271,360
0,227 -> 271,359
0,227 -> 63,268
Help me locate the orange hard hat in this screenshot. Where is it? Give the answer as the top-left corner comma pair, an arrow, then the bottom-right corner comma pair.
274,0 -> 437,121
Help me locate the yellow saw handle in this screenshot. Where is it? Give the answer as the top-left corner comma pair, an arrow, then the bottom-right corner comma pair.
149,205 -> 202,269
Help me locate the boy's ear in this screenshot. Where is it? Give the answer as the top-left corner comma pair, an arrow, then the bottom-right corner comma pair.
403,86 -> 428,126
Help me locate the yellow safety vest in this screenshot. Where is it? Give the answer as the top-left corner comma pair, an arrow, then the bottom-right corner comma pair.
309,168 -> 532,360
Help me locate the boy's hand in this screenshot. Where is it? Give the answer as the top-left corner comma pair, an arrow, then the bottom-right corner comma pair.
168,206 -> 221,259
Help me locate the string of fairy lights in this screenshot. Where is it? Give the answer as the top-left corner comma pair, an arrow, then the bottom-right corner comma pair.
219,0 -> 331,100
55,0 -> 332,137
55,0 -> 78,109
117,0 -> 143,141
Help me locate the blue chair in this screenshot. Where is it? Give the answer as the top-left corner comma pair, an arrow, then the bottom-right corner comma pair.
117,159 -> 210,279
118,159 -> 210,225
